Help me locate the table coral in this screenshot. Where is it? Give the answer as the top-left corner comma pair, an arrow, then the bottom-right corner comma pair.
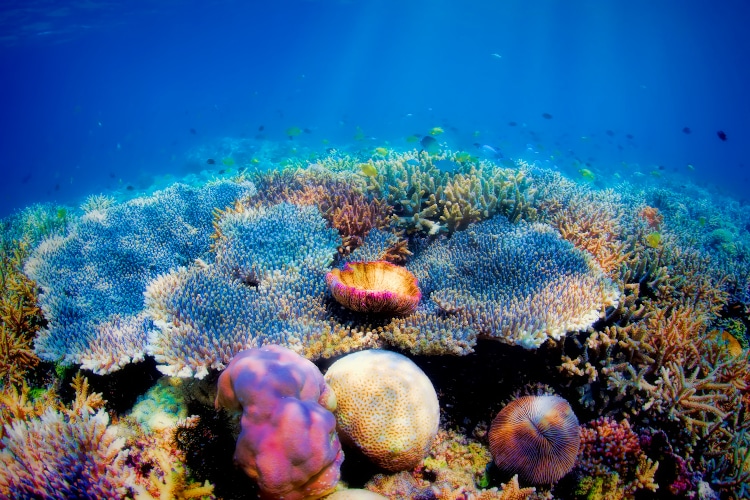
146,202 -> 343,377
24,180 -> 255,372
215,345 -> 343,500
407,215 -> 619,350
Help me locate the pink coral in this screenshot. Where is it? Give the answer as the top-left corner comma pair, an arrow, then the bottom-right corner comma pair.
326,261 -> 421,316
215,345 -> 343,500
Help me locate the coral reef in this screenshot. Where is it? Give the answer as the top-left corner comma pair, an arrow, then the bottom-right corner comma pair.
324,350 -> 439,471
215,345 -> 343,500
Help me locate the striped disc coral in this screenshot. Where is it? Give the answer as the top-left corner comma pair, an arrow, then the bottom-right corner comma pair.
326,261 -> 421,316
488,395 -> 580,485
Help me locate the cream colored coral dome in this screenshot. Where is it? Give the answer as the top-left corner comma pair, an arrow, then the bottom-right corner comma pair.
324,349 -> 439,471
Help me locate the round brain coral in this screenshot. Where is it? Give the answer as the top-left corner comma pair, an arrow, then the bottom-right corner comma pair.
326,261 -> 421,316
488,394 -> 580,485
323,349 -> 439,471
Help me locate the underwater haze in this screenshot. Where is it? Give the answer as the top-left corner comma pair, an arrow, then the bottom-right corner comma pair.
0,0 -> 749,217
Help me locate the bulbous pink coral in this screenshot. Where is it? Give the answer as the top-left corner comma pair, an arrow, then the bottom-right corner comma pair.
215,345 -> 343,500
326,261 -> 421,316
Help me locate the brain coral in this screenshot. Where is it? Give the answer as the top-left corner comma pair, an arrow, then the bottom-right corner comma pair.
406,215 -> 620,349
488,395 -> 580,485
215,345 -> 343,500
323,350 -> 439,471
23,180 -> 256,372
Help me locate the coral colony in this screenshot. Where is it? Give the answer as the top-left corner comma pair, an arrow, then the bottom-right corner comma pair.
1,146 -> 750,499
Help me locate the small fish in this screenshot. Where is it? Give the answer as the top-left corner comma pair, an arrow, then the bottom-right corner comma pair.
477,144 -> 504,159
508,121 -> 517,127
206,158 -> 216,165
420,135 -> 440,154
405,134 -> 420,143
222,157 -> 235,166
286,126 -> 302,138
429,126 -> 444,136
542,113 -> 553,119
360,163 -> 378,177
373,147 -> 388,156
682,127 -> 691,134
189,128 -> 197,135
605,130 -> 615,137
626,133 -> 634,139
258,125 -> 265,131
126,185 -> 134,191
686,164 -> 695,171
717,130 -> 727,141
579,168 -> 595,181
303,128 -> 313,134
491,53 -> 502,59
645,232 -> 662,248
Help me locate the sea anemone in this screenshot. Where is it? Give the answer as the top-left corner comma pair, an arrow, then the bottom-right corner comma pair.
326,261 -> 421,316
488,394 -> 580,485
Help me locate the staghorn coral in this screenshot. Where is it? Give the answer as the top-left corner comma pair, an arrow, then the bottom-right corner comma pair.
0,239 -> 42,387
24,180 -> 256,373
543,187 -> 629,276
364,150 -> 536,235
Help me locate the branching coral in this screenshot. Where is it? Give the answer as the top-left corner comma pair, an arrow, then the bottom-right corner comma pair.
576,417 -> 658,496
0,239 -> 42,387
0,373 -> 133,499
364,150 -> 536,235
24,180 -> 256,373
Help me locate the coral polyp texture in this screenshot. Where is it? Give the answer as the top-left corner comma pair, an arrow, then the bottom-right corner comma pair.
23,180 -> 256,372
323,349 -> 440,471
326,261 -> 421,316
215,345 -> 343,500
0,408 -> 135,499
145,202 -> 342,377
407,215 -> 620,349
488,395 -> 580,486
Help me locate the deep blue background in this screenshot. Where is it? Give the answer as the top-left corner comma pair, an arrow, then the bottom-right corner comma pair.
1,0 -> 748,217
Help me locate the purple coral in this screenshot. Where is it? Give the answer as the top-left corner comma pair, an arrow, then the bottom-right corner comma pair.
215,345 -> 343,500
0,409 -> 135,499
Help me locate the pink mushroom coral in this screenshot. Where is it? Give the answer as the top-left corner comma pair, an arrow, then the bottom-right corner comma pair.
326,261 -> 421,316
215,345 -> 343,500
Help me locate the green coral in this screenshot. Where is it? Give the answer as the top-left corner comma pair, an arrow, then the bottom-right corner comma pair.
364,150 -> 536,234
575,473 -> 625,500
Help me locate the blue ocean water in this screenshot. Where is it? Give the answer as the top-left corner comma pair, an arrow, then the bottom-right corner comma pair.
0,0 -> 748,218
